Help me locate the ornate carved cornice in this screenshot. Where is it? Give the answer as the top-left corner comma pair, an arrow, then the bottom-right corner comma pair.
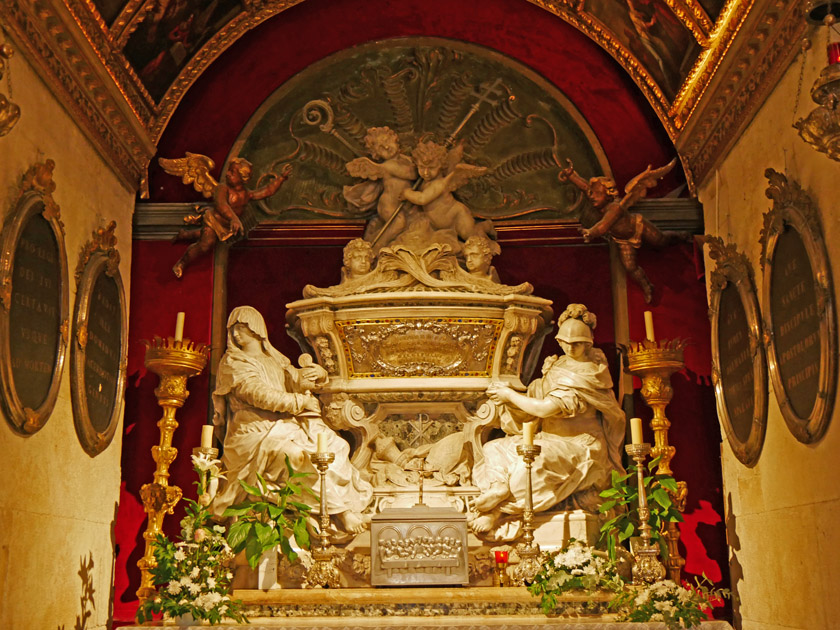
0,0 -> 155,192
675,0 -> 807,187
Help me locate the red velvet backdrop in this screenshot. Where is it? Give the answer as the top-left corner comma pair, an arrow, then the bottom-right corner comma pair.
115,0 -> 725,623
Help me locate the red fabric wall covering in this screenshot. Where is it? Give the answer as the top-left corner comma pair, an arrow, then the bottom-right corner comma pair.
113,241 -> 214,623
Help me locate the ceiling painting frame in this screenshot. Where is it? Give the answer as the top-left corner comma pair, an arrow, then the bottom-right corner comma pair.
0,0 -> 808,194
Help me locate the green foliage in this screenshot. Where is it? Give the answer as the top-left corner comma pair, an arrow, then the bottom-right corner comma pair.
527,540 -> 624,614
610,577 -> 731,629
223,455 -> 316,570
598,457 -> 683,561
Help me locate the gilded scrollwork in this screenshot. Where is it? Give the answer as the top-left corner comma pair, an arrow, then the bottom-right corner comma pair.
340,318 -> 499,378
759,170 -> 837,444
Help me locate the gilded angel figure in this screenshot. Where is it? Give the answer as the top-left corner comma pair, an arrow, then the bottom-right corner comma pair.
159,153 -> 292,278
559,158 -> 687,303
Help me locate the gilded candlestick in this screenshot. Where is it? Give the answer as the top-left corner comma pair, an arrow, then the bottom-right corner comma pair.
303,451 -> 341,589
625,443 -> 666,585
626,338 -> 688,582
136,336 -> 208,603
511,443 -> 541,586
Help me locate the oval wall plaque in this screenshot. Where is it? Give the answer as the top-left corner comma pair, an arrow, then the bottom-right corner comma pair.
761,170 -> 837,443
71,221 -> 127,456
0,162 -> 69,435
706,236 -> 767,466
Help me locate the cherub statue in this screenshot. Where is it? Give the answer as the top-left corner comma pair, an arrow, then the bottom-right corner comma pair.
344,127 -> 417,250
160,153 -> 292,278
558,158 -> 684,303
400,141 -> 495,248
462,235 -> 501,283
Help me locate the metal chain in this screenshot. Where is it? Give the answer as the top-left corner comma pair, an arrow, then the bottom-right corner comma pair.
792,39 -> 809,125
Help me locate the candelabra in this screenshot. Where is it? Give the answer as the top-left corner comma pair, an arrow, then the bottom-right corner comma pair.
625,442 -> 667,584
626,338 -> 688,582
510,443 -> 541,586
302,451 -> 341,588
136,336 -> 208,603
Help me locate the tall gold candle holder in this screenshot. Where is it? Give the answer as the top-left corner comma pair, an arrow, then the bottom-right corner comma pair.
625,443 -> 666,585
302,451 -> 341,589
511,443 -> 541,586
626,338 -> 688,582
136,336 -> 208,603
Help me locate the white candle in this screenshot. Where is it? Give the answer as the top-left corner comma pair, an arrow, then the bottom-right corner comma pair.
643,311 -> 655,342
201,424 -> 213,449
522,421 -> 535,446
174,312 -> 185,342
317,432 -> 328,454
630,417 -> 644,445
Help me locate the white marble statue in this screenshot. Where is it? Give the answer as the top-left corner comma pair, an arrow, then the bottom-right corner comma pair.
211,305 -> 373,534
344,126 -> 417,251
470,303 -> 626,541
400,141 -> 495,248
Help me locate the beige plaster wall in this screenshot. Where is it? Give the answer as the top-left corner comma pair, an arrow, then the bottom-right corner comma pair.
0,44 -> 135,629
698,40 -> 840,630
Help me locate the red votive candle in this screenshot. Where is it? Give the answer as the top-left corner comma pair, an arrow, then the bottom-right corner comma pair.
828,42 -> 840,65
494,550 -> 509,564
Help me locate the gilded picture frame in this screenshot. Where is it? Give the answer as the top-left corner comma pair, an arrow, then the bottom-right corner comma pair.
71,221 -> 127,456
0,161 -> 69,435
706,236 -> 767,466
760,170 -> 837,444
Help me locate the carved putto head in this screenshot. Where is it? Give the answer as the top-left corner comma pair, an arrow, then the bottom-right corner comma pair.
463,235 -> 500,275
587,176 -> 618,207
364,126 -> 400,160
226,157 -> 253,183
342,238 -> 374,278
412,140 -> 448,179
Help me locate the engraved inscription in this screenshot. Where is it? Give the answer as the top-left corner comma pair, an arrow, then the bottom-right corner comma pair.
718,284 -> 754,443
83,272 -> 122,432
771,227 -> 821,419
8,212 -> 61,409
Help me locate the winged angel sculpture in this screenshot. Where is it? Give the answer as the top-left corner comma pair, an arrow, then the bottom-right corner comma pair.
559,158 -> 686,303
159,153 -> 291,278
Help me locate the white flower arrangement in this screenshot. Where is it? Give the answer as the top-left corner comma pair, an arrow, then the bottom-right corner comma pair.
528,540 -> 624,613
135,456 -> 245,625
613,578 -> 730,629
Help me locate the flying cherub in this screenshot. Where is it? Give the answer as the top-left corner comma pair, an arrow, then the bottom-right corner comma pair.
159,153 -> 291,278
558,158 -> 685,303
343,127 -> 417,250
400,141 -> 495,245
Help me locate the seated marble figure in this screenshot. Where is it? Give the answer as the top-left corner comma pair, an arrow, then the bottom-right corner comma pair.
470,303 -> 626,541
211,305 -> 373,534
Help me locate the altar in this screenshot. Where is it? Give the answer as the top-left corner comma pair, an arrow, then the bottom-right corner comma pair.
122,34 -> 728,630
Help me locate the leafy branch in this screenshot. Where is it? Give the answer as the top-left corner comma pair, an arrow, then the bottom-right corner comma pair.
598,457 -> 683,561
223,455 -> 316,569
